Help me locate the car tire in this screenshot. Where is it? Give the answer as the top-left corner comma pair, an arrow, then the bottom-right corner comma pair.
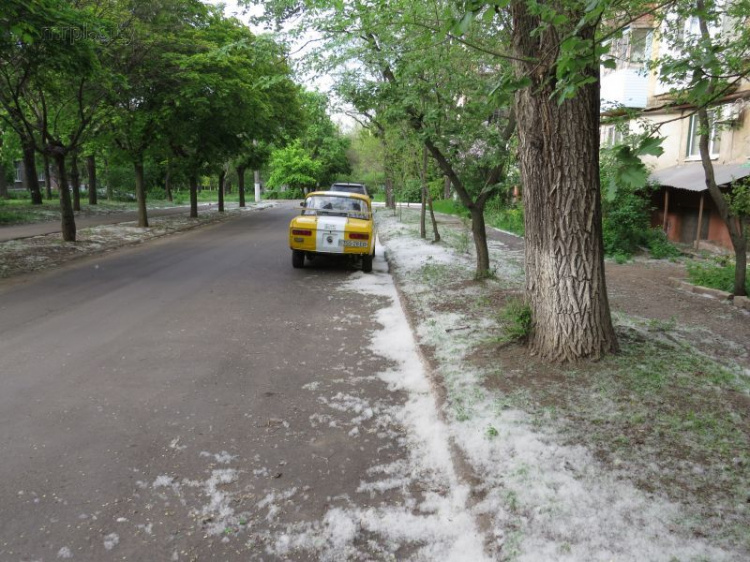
292,250 -> 304,269
362,253 -> 373,273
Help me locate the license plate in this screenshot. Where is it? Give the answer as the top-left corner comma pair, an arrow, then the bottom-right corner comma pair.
340,240 -> 368,248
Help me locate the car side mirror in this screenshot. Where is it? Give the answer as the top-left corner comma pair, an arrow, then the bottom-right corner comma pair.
300,201 -> 306,207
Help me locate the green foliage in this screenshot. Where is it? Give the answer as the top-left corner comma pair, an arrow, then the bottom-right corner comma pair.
266,142 -> 321,192
600,134 -> 657,257
646,228 -> 682,259
729,180 -> 750,218
687,258 -> 750,295
264,188 -> 303,200
485,197 -> 524,236
432,198 -> 469,218
499,298 -> 532,344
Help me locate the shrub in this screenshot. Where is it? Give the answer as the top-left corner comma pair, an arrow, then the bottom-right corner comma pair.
602,186 -> 652,257
647,228 -> 682,259
686,259 -> 750,295
265,188 -> 303,200
499,298 -> 533,343
146,187 -> 166,200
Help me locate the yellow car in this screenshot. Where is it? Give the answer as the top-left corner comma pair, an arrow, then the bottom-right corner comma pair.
289,191 -> 376,272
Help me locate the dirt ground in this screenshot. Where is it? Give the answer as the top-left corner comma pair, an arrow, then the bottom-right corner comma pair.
485,226 -> 750,371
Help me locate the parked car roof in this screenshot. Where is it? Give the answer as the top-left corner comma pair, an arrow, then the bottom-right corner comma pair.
327,182 -> 369,196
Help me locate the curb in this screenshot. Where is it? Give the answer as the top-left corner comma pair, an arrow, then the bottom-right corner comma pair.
669,277 -> 750,310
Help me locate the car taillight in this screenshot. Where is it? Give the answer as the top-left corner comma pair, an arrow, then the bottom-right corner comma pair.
349,232 -> 369,240
292,229 -> 312,236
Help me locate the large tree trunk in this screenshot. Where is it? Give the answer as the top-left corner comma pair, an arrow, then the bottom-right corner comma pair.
237,165 -> 246,208
70,152 -> 81,212
0,162 -> 8,199
164,162 -> 173,202
87,155 -> 97,205
218,169 -> 225,213
134,159 -> 148,227
189,174 -> 198,218
22,141 -> 43,205
443,176 -> 451,200
385,174 -> 395,209
697,108 -> 747,296
421,148 -> 440,242
52,151 -> 76,241
419,153 -> 427,239
511,2 -> 617,361
43,154 -> 52,199
105,158 -> 113,200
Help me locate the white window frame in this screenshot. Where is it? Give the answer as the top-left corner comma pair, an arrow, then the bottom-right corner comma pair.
686,110 -> 722,160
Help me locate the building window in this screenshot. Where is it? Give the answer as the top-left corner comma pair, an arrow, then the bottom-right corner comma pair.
686,110 -> 721,159
601,124 -> 627,147
608,27 -> 653,72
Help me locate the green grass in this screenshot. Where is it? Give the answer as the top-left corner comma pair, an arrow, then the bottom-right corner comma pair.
488,328 -> 750,547
431,198 -> 525,236
686,258 -> 750,295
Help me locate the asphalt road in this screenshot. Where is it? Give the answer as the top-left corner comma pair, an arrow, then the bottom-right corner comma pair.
0,204 -> 426,561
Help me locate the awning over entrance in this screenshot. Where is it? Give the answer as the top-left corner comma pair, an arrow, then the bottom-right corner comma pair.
649,162 -> 750,191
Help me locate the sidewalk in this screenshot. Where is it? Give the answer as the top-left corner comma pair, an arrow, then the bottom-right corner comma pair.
0,204 -> 213,242
376,207 -> 749,560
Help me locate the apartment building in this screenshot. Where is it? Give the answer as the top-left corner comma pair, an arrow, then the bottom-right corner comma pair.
600,11 -> 750,250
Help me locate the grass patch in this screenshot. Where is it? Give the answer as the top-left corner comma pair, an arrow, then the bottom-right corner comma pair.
484,330 -> 750,547
0,210 -> 38,224
687,257 -> 750,295
431,198 -> 525,237
498,298 -> 532,344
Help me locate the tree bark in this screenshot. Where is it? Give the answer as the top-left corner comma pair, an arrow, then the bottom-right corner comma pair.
218,169 -> 225,213
697,108 -> 747,296
164,162 -> 173,202
22,141 -> 43,205
237,165 -> 246,207
134,159 -> 148,227
70,152 -> 81,212
189,174 -> 198,218
105,157 -> 113,200
43,154 -> 52,199
694,5 -> 747,297
419,149 -> 427,239
87,155 -> 97,205
511,2 -> 618,361
443,176 -> 451,199
52,151 -> 76,241
0,161 -> 8,199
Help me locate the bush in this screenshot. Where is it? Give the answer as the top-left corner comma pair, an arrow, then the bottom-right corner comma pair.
647,228 -> 682,259
686,258 -> 750,295
265,188 -> 303,200
147,187 -> 166,200
486,204 -> 524,236
499,298 -> 533,343
431,198 -> 469,217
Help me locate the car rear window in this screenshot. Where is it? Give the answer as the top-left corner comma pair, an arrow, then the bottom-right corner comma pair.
303,195 -> 370,219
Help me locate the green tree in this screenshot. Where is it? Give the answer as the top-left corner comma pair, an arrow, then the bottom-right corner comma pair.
163,8 -> 294,217
656,0 -> 749,296
297,91 -> 351,187
0,0 -> 122,240
255,0 -> 516,278
266,141 -> 321,193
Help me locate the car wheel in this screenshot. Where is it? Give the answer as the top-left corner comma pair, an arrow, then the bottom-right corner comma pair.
362,253 -> 373,273
292,250 -> 304,269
